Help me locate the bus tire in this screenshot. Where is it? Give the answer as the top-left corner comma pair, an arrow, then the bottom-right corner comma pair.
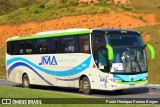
22,74 -> 31,88
82,77 -> 91,94
79,79 -> 83,92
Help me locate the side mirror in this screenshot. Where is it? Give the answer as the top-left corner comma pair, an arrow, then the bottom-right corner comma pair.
145,44 -> 156,59
106,44 -> 114,60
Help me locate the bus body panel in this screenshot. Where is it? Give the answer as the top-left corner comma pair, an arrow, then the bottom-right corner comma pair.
6,28 -> 150,92
7,53 -> 95,87
6,51 -> 148,90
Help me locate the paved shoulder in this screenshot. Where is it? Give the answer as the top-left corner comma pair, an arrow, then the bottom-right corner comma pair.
0,79 -> 21,86
0,79 -> 160,99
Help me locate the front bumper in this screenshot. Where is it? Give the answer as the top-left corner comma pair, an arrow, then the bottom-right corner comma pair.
108,80 -> 148,90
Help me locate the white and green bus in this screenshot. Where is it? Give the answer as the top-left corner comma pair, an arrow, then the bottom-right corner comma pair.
6,28 -> 155,94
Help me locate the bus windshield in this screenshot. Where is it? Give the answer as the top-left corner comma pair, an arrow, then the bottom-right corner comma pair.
106,33 -> 144,47
110,47 -> 147,74
105,33 -> 147,74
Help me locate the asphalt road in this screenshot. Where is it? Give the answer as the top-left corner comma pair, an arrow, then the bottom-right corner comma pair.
0,79 -> 160,99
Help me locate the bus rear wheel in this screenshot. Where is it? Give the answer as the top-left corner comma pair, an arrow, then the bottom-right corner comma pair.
22,74 -> 30,88
82,77 -> 91,94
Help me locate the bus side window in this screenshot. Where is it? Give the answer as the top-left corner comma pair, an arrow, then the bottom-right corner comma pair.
98,49 -> 108,71
19,41 -> 25,55
92,33 -> 108,72
61,37 -> 75,53
79,35 -> 90,53
34,39 -> 47,54
13,41 -> 20,55
47,38 -> 59,53
25,40 -> 33,54
7,41 -> 13,55
68,42 -> 74,52
98,50 -> 107,66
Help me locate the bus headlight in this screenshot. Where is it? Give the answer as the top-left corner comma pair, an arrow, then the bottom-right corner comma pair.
141,77 -> 148,80
110,78 -> 122,82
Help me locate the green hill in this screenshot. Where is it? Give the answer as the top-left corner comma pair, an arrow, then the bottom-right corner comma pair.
0,0 -> 109,25
131,0 -> 160,19
0,0 -> 160,83
2,0 -> 160,25
132,24 -> 160,83
0,0 -> 42,15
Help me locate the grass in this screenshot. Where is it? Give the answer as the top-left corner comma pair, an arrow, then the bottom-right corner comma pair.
0,2 -> 109,25
121,5 -> 133,11
0,86 -> 153,107
0,0 -> 41,16
0,0 -> 159,25
0,105 -> 152,107
0,0 -> 138,25
94,0 -> 109,7
0,49 -> 6,79
132,24 -> 160,83
0,86 -> 83,98
131,0 -> 160,20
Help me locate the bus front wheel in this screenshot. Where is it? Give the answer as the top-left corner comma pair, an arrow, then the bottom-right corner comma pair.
82,77 -> 91,94
22,74 -> 31,88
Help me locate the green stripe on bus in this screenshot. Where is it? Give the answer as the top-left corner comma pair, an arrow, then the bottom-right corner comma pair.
8,30 -> 90,41
116,80 -> 147,84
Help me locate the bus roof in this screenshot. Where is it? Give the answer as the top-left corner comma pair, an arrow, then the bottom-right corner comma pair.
8,28 -> 91,41
92,29 -> 140,35
7,28 -> 140,41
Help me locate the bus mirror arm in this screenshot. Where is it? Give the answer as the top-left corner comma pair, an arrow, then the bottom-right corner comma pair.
106,44 -> 114,60
145,44 -> 156,59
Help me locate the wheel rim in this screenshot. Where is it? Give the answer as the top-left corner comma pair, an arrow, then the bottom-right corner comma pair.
24,78 -> 29,87
83,81 -> 89,90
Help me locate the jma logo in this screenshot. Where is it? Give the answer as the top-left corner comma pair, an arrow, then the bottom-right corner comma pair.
39,56 -> 57,65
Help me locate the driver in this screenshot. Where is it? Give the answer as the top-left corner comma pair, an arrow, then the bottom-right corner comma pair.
121,52 -> 129,63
